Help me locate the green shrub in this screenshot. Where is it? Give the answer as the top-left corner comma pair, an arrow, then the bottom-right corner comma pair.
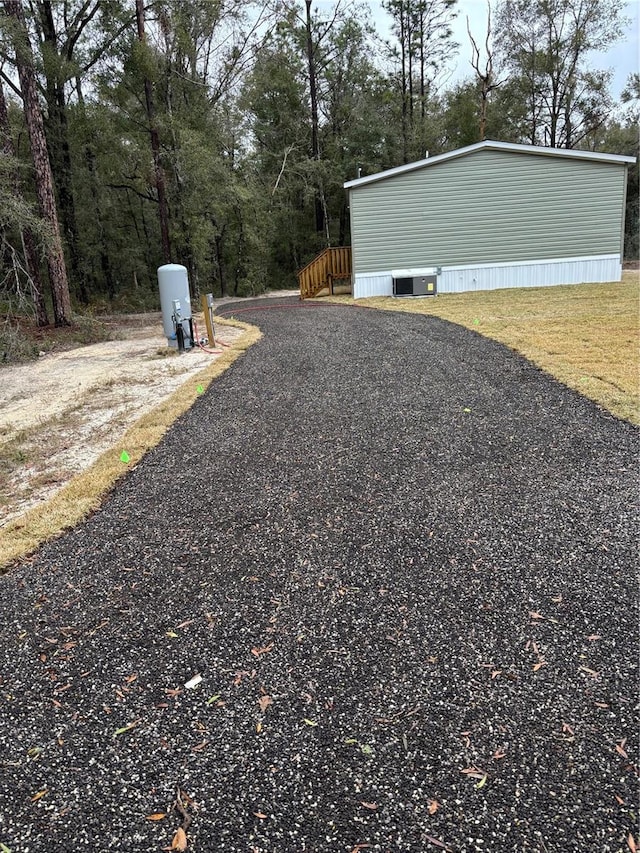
0,321 -> 39,364
68,313 -> 115,345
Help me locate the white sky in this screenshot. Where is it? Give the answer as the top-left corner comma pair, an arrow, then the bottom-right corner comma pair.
336,0 -> 640,99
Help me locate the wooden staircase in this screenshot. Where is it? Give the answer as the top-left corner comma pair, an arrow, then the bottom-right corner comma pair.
297,246 -> 352,299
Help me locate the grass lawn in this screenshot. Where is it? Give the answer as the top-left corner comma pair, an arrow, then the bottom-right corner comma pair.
327,271 -> 640,425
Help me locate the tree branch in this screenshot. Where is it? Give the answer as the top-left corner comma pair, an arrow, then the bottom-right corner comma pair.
0,69 -> 22,99
105,183 -> 157,203
272,144 -> 296,195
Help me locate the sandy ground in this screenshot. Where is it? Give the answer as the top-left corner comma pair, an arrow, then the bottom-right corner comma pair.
0,292 -> 296,528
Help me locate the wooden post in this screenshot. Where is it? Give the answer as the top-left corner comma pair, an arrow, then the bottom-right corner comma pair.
201,294 -> 215,345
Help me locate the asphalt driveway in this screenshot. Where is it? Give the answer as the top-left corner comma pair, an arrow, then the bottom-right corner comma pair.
0,298 -> 638,852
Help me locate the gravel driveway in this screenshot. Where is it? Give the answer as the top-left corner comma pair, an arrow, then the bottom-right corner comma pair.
1,298 -> 638,853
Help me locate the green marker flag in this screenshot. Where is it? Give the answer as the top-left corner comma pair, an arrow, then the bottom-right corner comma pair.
197,384 -> 204,394
120,451 -> 130,463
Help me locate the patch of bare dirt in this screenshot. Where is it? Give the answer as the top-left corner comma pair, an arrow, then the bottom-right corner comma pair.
0,307 -> 249,527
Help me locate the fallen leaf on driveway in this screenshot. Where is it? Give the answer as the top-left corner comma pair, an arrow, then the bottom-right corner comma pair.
532,661 -> 547,672
460,766 -> 484,780
360,801 -> 378,810
258,695 -> 273,713
424,835 -> 454,851
616,739 -> 629,759
113,721 -> 139,737
427,799 -> 439,814
145,813 -> 167,821
233,670 -> 252,687
169,827 -> 187,850
253,811 -> 267,819
31,790 -> 48,802
251,643 -> 273,658
628,833 -> 637,853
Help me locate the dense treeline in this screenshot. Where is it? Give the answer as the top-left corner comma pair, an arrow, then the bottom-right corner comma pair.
0,0 -> 637,331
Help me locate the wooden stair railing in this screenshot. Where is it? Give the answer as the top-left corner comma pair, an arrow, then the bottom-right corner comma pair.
297,246 -> 352,299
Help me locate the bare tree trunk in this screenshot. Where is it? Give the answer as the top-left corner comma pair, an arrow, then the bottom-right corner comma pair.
75,77 -> 115,298
213,225 -> 227,297
419,8 -> 425,121
135,0 -> 171,263
305,0 -> 325,236
4,0 -> 71,326
39,0 -> 88,303
22,229 -> 49,325
399,2 -> 408,163
0,75 -> 49,326
467,6 -> 501,143
407,4 -> 413,126
233,211 -> 244,297
164,66 -> 197,295
138,198 -> 155,283
305,0 -> 319,164
339,194 -> 349,246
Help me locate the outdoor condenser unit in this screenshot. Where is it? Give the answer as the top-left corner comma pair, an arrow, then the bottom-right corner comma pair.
392,267 -> 439,297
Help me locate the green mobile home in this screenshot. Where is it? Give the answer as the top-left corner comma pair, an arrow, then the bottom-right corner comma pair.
344,140 -> 634,299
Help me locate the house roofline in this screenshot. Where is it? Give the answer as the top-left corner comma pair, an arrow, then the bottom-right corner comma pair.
344,140 -> 636,189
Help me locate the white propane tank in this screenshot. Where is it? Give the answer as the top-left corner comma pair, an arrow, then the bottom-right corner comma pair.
158,264 -> 193,349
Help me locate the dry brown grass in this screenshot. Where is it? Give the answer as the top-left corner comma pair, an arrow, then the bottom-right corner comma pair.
0,317 -> 261,571
0,411 -> 83,509
327,272 -> 640,425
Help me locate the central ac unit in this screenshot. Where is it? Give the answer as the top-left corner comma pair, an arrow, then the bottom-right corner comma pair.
391,267 -> 438,297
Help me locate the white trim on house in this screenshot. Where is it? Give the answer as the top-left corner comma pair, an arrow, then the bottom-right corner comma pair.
352,254 -> 621,299
344,141 -> 636,189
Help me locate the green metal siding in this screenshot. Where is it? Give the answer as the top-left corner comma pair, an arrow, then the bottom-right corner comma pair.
350,149 -> 627,274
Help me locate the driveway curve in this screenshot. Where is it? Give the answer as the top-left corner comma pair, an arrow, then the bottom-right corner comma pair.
0,298 -> 638,853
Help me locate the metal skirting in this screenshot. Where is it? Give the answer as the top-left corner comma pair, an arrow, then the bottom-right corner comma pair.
352,255 -> 621,299
353,271 -> 394,299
